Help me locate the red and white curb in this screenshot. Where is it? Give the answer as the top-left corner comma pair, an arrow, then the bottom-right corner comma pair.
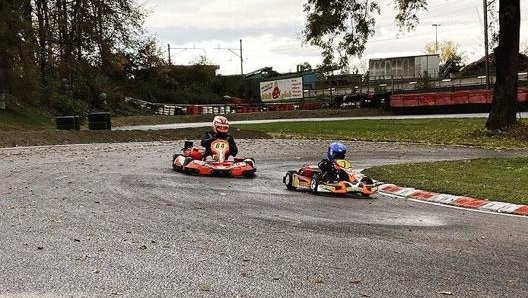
378,184 -> 528,216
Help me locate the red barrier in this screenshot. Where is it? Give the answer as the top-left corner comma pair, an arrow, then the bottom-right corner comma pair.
402,94 -> 419,107
435,93 -> 451,106
236,106 -> 245,113
451,91 -> 469,105
300,102 -> 321,110
420,93 -> 436,106
518,89 -> 528,102
186,105 -> 202,115
390,95 -> 404,107
467,91 -> 487,104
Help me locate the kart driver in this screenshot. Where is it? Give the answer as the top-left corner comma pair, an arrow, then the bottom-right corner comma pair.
318,141 -> 347,182
200,115 -> 238,160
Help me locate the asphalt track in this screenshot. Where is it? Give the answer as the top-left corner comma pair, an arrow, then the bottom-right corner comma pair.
1,139 -> 527,297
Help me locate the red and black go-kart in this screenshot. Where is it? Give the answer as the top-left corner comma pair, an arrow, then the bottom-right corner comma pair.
172,139 -> 256,177
283,159 -> 380,197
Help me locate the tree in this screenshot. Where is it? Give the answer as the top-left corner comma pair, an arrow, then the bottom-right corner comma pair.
299,61 -> 313,71
485,1 -> 520,130
303,0 -> 521,131
424,41 -> 464,65
424,40 -> 465,78
0,0 -> 39,102
30,0 -> 149,109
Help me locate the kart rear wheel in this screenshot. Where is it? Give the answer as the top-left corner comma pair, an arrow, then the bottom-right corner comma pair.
310,173 -> 321,195
284,171 -> 297,190
243,169 -> 256,178
360,177 -> 374,185
244,158 -> 255,169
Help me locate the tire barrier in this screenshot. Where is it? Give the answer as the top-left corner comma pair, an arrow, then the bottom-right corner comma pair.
156,105 -> 185,115
195,105 -> 234,115
56,115 -> 81,130
88,112 -> 111,130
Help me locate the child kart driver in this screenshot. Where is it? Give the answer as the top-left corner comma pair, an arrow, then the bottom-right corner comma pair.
200,115 -> 238,160
318,142 -> 347,182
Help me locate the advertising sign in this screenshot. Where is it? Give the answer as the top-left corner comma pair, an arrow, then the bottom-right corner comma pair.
260,77 -> 303,102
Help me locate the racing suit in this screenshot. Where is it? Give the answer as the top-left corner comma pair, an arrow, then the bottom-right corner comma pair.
318,158 -> 340,182
200,130 -> 238,160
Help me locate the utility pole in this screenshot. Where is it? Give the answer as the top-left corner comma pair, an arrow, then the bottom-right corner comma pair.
432,24 -> 441,54
239,39 -> 243,76
483,0 -> 490,89
217,39 -> 244,76
167,44 -> 207,65
167,44 -> 171,65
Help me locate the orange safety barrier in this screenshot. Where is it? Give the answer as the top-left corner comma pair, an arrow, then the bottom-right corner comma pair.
419,93 -> 436,106
435,93 -> 451,106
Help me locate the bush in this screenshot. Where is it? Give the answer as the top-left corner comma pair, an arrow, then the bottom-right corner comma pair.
49,95 -> 90,117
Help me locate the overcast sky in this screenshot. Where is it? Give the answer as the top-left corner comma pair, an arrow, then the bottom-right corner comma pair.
140,0 -> 528,75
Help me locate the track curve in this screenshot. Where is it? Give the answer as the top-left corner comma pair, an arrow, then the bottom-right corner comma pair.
1,140 -> 527,297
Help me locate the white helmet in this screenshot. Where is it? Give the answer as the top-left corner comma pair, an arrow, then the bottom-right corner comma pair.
212,116 -> 229,134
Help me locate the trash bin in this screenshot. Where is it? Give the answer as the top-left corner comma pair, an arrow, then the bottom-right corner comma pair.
56,116 -> 76,130
88,112 -> 111,130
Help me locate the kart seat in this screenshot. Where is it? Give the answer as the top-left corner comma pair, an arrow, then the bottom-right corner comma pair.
300,165 -> 321,178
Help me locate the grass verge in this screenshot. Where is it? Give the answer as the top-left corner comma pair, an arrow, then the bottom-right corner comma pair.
362,158 -> 528,205
235,118 -> 528,150
0,101 -> 53,131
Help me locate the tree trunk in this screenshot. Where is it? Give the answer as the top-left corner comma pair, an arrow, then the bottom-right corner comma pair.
485,0 -> 520,130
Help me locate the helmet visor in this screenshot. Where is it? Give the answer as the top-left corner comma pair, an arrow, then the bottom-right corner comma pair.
216,124 -> 229,132
334,151 -> 346,160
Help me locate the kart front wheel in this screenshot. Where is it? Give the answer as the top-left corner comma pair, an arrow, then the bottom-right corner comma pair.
172,154 -> 183,171
284,171 -> 297,190
310,173 -> 321,195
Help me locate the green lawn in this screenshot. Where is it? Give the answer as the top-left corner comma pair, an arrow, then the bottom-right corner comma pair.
362,158 -> 528,205
237,118 -> 528,205
236,118 -> 528,150
0,102 -> 53,131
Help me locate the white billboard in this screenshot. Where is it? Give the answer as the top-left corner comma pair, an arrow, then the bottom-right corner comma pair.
369,54 -> 440,79
260,77 -> 303,102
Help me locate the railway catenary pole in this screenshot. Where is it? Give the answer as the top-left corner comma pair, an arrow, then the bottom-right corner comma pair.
432,24 -> 441,55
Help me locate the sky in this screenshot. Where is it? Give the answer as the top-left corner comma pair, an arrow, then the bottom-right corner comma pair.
140,0 -> 528,76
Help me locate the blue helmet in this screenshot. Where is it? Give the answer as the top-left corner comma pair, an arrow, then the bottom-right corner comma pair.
326,142 -> 347,161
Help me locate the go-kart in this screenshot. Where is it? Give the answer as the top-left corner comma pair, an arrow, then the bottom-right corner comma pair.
282,159 -> 380,197
172,139 -> 256,177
